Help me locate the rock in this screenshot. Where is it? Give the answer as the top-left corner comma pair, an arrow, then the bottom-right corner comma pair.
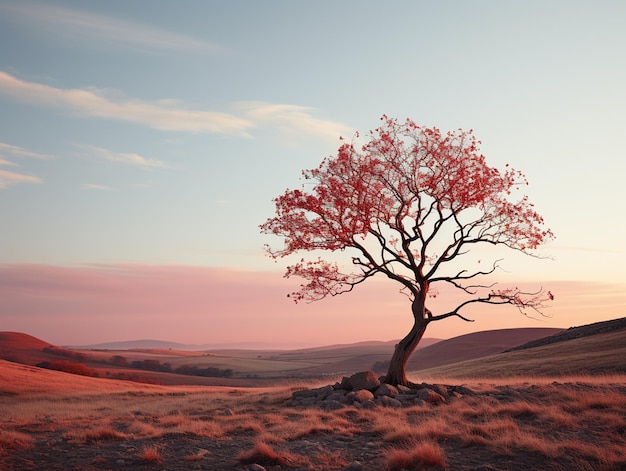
448,385 -> 477,396
344,371 -> 380,391
396,384 -> 412,394
349,389 -> 375,404
291,379 -> 477,409
377,395 -> 403,407
416,388 -> 446,404
374,383 -> 398,398
292,388 -> 317,400
319,400 -> 345,410
358,400 -> 377,409
327,390 -> 350,403
245,465 -> 267,471
315,384 -> 334,400
396,394 -> 420,405
345,461 -> 364,470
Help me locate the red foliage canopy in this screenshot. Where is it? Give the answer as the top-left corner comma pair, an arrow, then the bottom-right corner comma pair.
261,116 -> 554,318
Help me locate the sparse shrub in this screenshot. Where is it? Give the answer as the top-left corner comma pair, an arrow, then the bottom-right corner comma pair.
110,355 -> 128,366
174,364 -> 234,378
36,359 -> 98,377
382,423 -> 418,444
139,444 -> 163,464
238,440 -> 309,467
85,426 -> 127,442
42,346 -> 87,362
386,440 -> 447,469
131,359 -> 172,373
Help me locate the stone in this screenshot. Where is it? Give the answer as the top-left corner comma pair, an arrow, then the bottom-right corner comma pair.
396,394 -> 420,404
349,389 -> 375,404
374,383 -> 398,397
346,371 -> 380,391
319,400 -> 345,410
377,395 -> 403,408
448,384 -> 477,396
397,384 -> 415,394
315,384 -> 334,399
292,388 -> 317,399
345,461 -> 364,471
245,465 -> 267,471
299,396 -> 319,406
327,390 -> 350,403
416,388 -> 446,404
358,400 -> 377,409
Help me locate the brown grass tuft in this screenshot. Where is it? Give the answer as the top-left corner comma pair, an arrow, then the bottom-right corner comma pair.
85,426 -> 127,442
386,440 -> 447,470
238,440 -> 309,467
139,444 -> 163,464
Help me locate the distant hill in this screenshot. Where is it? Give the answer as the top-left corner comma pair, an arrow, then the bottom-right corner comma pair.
0,331 -> 51,351
69,339 -> 197,351
506,316 -> 626,352
405,327 -> 563,372
3,318 -> 625,384
0,332 -> 56,364
417,318 -> 626,379
67,339 -> 369,351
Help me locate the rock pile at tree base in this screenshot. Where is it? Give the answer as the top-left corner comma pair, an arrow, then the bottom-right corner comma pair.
291,370 -> 476,409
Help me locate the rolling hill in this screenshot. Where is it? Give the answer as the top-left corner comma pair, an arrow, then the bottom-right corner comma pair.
416,319 -> 626,379
1,318 -> 624,384
405,327 -> 562,372
0,331 -> 57,364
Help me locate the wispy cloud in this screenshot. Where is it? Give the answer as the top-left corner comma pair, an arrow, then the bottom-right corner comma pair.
0,2 -> 221,53
0,71 -> 253,135
0,72 -> 352,143
0,169 -> 42,189
81,183 -> 113,191
0,157 -> 17,166
239,101 -> 353,145
78,145 -> 169,169
0,141 -> 47,188
0,141 -> 51,160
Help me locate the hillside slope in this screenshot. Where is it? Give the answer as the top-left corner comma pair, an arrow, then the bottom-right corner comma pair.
506,316 -> 626,352
405,327 -> 563,371
0,332 -> 56,364
417,325 -> 626,379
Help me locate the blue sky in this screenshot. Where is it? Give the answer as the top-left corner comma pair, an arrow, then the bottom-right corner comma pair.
1,1 -> 625,346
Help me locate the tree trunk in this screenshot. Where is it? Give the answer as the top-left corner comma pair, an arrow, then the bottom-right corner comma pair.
385,297 -> 429,387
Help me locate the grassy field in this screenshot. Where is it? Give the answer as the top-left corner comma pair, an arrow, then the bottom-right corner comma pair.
1,324 -> 625,470
1,358 -> 625,470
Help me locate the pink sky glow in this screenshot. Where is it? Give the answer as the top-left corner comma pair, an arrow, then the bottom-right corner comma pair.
1,263 -> 623,348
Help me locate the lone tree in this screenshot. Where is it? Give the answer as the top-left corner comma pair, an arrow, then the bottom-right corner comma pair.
261,116 -> 554,386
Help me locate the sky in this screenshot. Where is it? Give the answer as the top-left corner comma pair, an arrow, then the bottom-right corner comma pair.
1,0 -> 625,348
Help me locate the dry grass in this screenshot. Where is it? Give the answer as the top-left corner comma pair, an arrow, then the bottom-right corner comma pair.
1,358 -> 626,470
63,424 -> 127,444
237,439 -> 310,467
138,444 -> 163,464
386,440 -> 447,469
0,429 -> 34,455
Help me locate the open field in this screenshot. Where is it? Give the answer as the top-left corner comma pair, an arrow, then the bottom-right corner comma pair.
1,359 -> 625,470
1,321 -> 625,469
